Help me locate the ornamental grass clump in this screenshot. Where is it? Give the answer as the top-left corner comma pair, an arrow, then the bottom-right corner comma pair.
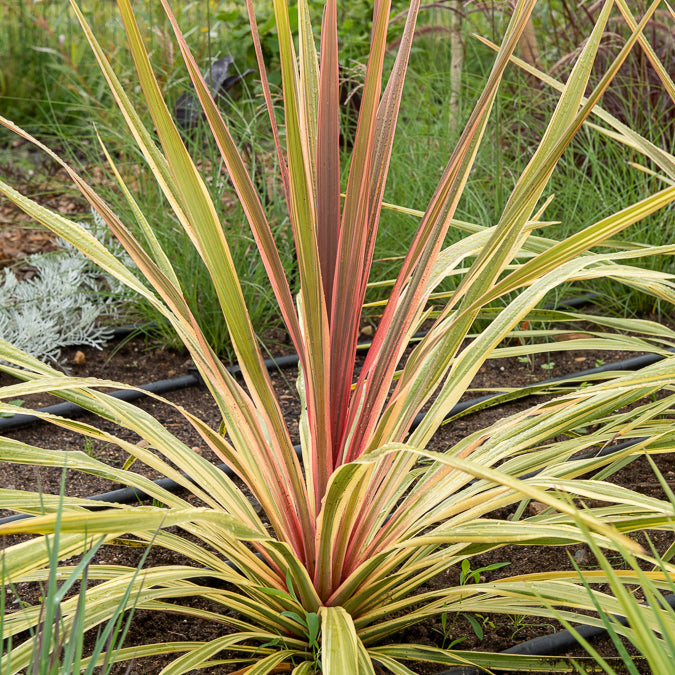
1,489 -> 147,675
1,0 -> 675,672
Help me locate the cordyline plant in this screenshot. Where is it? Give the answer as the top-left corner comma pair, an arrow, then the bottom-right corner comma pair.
2,0 -> 675,672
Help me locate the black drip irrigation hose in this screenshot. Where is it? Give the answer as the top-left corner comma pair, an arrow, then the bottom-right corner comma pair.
0,354 -> 301,432
436,593 -> 675,674
0,290 -> 664,520
0,424 -> 647,528
410,348 -> 672,428
103,294 -> 598,342
0,334 -> 668,435
0,292 -> 624,434
0,289 -> 666,513
0,373 -> 201,431
0,440 -> 664,667
109,323 -> 156,340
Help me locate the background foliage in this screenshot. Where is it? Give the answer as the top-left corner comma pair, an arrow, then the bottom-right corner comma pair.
2,1 -> 672,355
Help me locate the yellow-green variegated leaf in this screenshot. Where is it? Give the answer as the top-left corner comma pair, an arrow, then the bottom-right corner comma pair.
242,650 -> 300,675
451,0 -> 615,307
370,644 -> 575,672
95,130 -> 181,288
0,488 -> 124,515
320,606 -> 374,675
0,507 -> 265,540
393,518 -> 669,549
0,533 -> 104,585
409,246 -> 675,448
475,30 -> 675,181
155,635 -> 291,675
360,444 -> 644,556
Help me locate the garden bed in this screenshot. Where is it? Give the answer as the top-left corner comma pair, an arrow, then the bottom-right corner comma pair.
1,0 -> 674,669
1,330 -> 672,674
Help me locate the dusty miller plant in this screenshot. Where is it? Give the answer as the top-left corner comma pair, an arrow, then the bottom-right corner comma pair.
0,211 -> 134,363
1,0 -> 675,672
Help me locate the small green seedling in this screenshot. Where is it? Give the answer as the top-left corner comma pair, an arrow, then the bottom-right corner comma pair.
433,603 -> 468,650
508,613 -> 557,640
433,560 -> 512,647
81,438 -> 96,458
459,559 -> 510,586
0,399 -> 24,418
464,612 -> 496,640
258,571 -> 321,663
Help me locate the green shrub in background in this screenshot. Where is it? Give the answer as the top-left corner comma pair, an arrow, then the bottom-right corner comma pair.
0,0 -> 405,358
1,0 -> 129,145
0,0 -> 404,143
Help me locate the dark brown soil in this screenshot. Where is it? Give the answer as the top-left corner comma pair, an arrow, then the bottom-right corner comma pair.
0,147 -> 89,276
1,329 -> 673,674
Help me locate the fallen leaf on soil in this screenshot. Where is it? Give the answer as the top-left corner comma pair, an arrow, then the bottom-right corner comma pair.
528,501 -> 550,516
0,227 -> 61,266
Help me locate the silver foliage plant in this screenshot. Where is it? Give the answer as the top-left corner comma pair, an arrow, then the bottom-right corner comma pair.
0,211 -> 135,363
